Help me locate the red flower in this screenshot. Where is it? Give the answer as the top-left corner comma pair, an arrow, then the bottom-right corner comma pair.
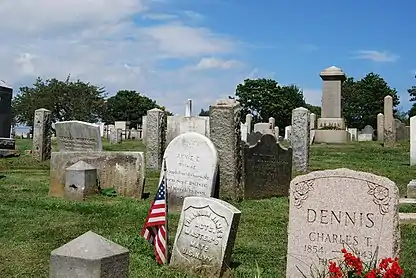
329,261 -> 343,278
341,248 -> 364,275
365,269 -> 378,278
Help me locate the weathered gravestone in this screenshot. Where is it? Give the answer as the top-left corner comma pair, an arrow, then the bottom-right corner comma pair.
243,134 -> 292,199
32,108 -> 52,161
50,231 -> 129,278
246,131 -> 263,146
55,120 -> 102,151
362,125 -> 374,135
65,161 -> 98,201
170,196 -> 241,277
164,132 -> 218,212
286,168 -> 400,278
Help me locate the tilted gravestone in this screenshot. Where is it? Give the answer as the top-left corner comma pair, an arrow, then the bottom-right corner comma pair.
243,133 -> 292,199
163,132 -> 218,212
286,168 -> 400,278
170,196 -> 241,277
65,161 -> 98,201
246,131 -> 263,146
50,231 -> 129,278
55,120 -> 102,151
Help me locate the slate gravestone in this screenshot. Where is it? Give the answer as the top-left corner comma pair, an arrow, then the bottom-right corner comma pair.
55,121 -> 102,151
163,132 -> 218,212
395,120 -> 408,141
246,131 -> 263,146
170,196 -> 241,277
0,82 -> 13,138
50,231 -> 129,278
286,168 -> 400,278
65,161 -> 97,201
243,134 -> 292,199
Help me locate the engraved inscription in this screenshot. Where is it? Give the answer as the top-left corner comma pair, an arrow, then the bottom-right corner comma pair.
59,136 -> 98,151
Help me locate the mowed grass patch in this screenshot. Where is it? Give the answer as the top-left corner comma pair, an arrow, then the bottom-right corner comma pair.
1,139 -> 416,277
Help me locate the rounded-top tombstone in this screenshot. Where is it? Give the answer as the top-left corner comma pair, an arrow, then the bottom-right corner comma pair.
162,132 -> 218,212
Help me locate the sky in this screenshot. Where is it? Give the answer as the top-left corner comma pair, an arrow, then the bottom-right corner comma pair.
0,0 -> 415,115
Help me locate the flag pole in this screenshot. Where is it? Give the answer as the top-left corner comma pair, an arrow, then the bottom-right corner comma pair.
163,157 -> 169,264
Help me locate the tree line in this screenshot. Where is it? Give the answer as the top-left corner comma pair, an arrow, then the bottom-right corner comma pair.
12,73 -> 416,132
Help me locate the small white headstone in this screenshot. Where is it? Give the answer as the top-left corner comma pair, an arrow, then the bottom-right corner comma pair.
163,132 -> 218,211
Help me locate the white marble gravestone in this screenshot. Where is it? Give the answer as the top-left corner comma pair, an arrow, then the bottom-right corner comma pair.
286,168 -> 400,278
163,132 -> 218,211
170,196 -> 241,276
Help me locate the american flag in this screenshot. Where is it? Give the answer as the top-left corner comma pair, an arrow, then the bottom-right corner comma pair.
141,173 -> 167,264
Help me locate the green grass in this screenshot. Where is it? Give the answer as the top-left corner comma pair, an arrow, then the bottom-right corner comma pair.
0,139 -> 416,277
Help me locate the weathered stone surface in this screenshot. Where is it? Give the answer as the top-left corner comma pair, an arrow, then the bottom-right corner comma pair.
65,161 -> 98,201
268,117 -> 275,129
358,133 -> 372,141
245,114 -> 252,134
166,115 -> 209,145
109,128 -> 118,144
246,131 -> 263,146
50,151 -> 145,198
377,113 -> 384,142
362,125 -> 374,135
411,116 -> 416,166
146,108 -> 166,170
407,180 -> 416,198
0,137 -> 15,149
291,107 -> 310,173
348,128 -> 358,141
32,108 -> 52,161
170,196 -> 241,277
253,123 -> 272,134
395,119 -> 408,141
384,95 -> 395,147
243,134 -> 292,199
286,168 -> 400,278
142,115 -> 147,141
284,126 -> 292,140
163,132 -> 218,212
50,231 -> 129,278
310,113 -> 316,130
0,82 -> 13,138
55,121 -> 102,151
319,66 -> 346,118
209,99 -> 242,200
240,123 -> 248,142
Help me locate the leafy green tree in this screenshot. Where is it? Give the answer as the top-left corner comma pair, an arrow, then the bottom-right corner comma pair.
305,104 -> 321,118
199,109 -> 209,116
12,75 -> 106,128
234,78 -> 306,131
342,73 -> 400,130
408,75 -> 416,118
103,90 -> 164,127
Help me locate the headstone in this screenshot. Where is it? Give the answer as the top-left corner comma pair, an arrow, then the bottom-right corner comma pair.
65,161 -> 97,201
163,132 -> 218,211
358,133 -> 372,142
246,131 -> 263,146
240,123 -> 248,142
377,113 -> 384,142
384,95 -> 395,147
142,115 -> 147,141
286,168 -> 400,277
395,119 -> 408,141
245,114 -> 253,134
114,121 -> 127,131
291,107 -> 310,173
268,117 -> 275,129
32,108 -> 52,161
407,180 -> 416,198
55,121 -> 102,151
0,81 -> 13,138
310,113 -> 316,130
243,134 -> 292,199
309,130 -> 316,145
109,128 -> 117,144
253,123 -> 272,134
348,128 -> 358,141
146,108 -> 166,170
185,99 -> 192,117
209,99 -> 242,200
274,126 -> 279,140
411,116 -> 416,166
117,128 -> 123,142
170,196 -> 241,277
284,126 -> 292,140
50,231 -> 129,278
362,125 -> 374,136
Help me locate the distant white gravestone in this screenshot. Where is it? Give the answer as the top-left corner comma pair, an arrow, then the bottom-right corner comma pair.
286,168 -> 400,278
55,120 -> 102,151
163,132 -> 218,212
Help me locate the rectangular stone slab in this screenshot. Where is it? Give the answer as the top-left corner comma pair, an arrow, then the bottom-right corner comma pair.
49,151 -> 145,198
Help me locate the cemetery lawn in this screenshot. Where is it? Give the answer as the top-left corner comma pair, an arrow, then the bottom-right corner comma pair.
0,139 -> 416,277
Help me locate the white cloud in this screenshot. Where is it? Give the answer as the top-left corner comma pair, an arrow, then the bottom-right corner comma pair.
0,0 -> 251,114
195,57 -> 243,70
302,88 -> 321,106
353,50 -> 399,62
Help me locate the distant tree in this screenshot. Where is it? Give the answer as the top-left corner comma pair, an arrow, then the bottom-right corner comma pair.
199,109 -> 209,116
305,104 -> 321,118
408,75 -> 416,118
234,78 -> 306,131
342,73 -> 400,130
103,90 -> 164,127
12,75 -> 106,128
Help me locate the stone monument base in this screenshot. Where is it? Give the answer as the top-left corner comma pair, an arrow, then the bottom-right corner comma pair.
314,130 -> 349,144
317,118 -> 345,130
0,138 -> 19,158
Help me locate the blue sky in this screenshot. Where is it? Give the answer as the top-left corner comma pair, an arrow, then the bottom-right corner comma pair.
1,0 -> 414,115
